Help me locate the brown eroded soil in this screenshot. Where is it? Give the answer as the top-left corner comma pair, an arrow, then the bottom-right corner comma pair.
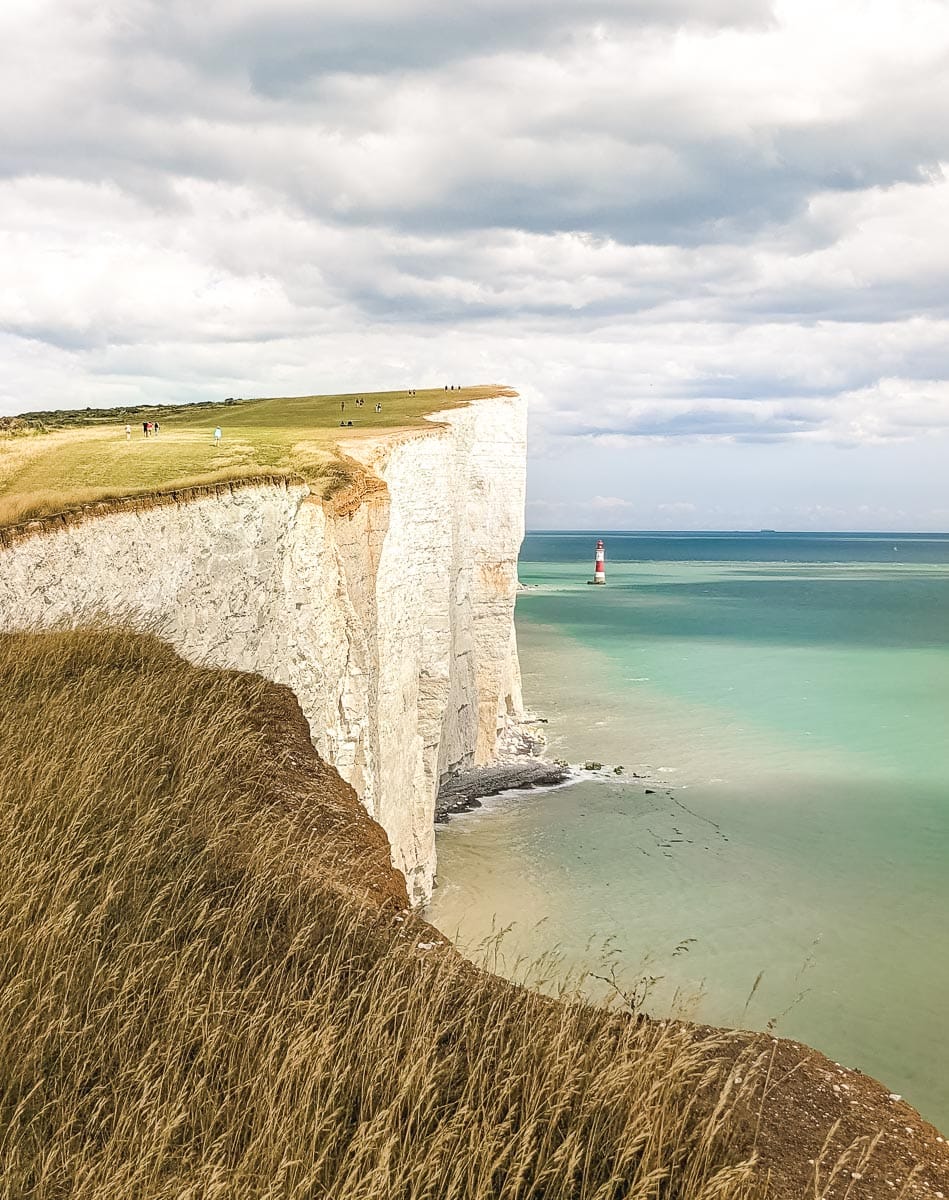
716,1028 -> 949,1198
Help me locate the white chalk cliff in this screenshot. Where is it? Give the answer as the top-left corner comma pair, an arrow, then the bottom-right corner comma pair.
0,396 -> 527,903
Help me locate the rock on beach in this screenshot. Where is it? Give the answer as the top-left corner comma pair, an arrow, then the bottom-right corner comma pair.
435,760 -> 570,822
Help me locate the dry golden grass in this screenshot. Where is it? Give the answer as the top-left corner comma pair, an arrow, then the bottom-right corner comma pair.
0,428 -> 99,522
0,626 -> 770,1200
0,438 -> 361,531
0,469 -> 300,530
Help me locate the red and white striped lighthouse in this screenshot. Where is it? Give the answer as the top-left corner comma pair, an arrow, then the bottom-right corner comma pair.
593,538 -> 606,585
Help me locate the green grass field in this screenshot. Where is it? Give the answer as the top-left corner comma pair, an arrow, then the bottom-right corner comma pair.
0,386 -> 513,529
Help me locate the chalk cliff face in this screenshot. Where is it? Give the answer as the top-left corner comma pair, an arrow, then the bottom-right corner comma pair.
0,396 -> 526,903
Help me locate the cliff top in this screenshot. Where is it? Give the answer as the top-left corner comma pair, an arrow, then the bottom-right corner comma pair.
0,384 -> 517,532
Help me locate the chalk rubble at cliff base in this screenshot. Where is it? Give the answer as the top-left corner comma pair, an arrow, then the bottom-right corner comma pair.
435,759 -> 572,821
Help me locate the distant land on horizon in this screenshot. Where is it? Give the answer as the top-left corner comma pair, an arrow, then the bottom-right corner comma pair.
524,528 -> 949,537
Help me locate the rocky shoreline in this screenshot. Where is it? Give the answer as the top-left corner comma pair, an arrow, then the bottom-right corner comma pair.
433,703 -> 667,823
434,758 -> 571,822
435,711 -> 573,822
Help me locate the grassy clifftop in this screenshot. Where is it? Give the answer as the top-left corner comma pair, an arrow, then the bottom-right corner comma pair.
0,385 -> 515,531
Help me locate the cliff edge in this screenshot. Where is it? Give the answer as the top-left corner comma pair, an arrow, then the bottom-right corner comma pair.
0,392 -> 527,903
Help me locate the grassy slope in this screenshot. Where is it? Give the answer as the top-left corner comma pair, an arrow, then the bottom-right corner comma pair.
0,627 -> 765,1200
0,385 -> 513,529
2,628 -> 946,1197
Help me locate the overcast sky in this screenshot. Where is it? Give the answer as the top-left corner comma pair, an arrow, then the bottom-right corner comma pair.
3,0 -> 949,530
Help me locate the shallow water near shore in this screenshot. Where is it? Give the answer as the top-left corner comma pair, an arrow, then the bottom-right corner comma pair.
426,532 -> 949,1129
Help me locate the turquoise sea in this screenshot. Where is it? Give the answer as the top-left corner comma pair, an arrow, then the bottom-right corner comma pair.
426,532 -> 949,1130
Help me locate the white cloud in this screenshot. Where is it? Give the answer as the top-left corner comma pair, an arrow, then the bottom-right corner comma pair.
588,495 -> 636,510
2,0 -> 949,523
